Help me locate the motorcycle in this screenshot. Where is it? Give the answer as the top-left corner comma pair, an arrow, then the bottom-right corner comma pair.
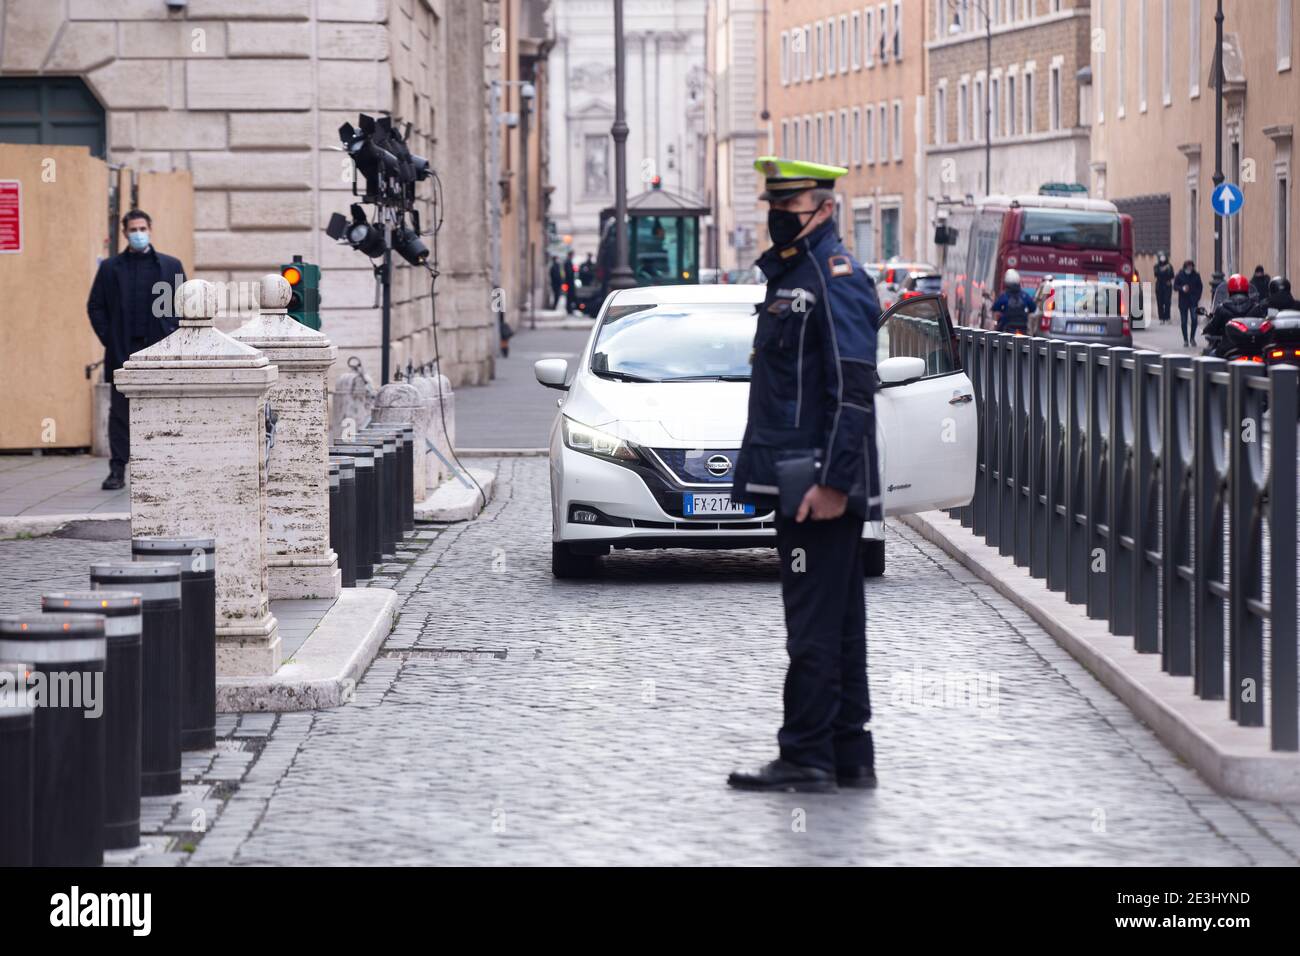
1200,306 -> 1271,363
1264,309 -> 1300,366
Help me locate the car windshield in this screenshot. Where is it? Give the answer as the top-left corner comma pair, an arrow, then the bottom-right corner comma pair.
1018,209 -> 1121,249
914,275 -> 943,293
1048,283 -> 1125,316
589,302 -> 756,382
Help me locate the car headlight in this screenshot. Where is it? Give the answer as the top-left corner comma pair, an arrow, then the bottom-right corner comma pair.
562,417 -> 639,462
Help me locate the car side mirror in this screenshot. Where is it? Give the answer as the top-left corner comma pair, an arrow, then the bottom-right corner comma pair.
534,358 -> 569,390
877,355 -> 926,386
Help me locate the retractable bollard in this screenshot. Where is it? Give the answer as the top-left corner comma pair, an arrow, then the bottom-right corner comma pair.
41,592 -> 142,850
328,457 -> 357,587
0,660 -> 35,866
353,435 -> 393,557
331,445 -> 377,578
364,424 -> 413,534
372,381 -> 430,502
132,537 -> 216,751
361,429 -> 401,550
0,614 -> 106,866
90,562 -> 182,797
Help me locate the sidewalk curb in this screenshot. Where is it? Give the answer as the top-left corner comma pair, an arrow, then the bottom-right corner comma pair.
900,510 -> 1300,804
414,467 -> 497,522
216,587 -> 399,712
0,512 -> 130,540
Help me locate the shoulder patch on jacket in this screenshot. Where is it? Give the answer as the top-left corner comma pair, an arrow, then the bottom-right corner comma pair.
827,254 -> 853,277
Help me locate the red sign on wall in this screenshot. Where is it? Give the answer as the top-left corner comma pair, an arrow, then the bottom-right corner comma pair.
0,181 -> 20,254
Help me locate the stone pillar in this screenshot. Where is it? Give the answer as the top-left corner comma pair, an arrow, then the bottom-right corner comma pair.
415,369 -> 456,488
113,279 -> 281,677
371,382 -> 430,501
330,356 -> 376,440
232,275 -> 340,600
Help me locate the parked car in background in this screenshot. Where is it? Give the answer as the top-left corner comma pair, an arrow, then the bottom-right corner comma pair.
1034,278 -> 1133,348
874,259 -> 937,311
897,270 -> 944,301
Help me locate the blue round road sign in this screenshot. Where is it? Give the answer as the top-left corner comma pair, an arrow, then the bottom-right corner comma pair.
1212,182 -> 1244,217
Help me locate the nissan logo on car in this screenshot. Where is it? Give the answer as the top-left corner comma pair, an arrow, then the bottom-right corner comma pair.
706,454 -> 732,477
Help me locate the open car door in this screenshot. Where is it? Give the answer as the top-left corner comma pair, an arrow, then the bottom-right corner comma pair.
872,293 -> 978,516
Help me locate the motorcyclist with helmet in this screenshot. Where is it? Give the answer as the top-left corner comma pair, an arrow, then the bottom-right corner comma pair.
1201,273 -> 1258,351
1260,275 -> 1299,316
991,268 -> 1037,333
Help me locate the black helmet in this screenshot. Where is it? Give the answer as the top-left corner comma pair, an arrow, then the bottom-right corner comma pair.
1268,275 -> 1292,299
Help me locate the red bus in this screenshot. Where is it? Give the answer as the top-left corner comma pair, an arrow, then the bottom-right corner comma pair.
934,195 -> 1137,329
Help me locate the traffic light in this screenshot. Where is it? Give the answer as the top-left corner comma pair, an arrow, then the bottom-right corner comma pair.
280,255 -> 321,330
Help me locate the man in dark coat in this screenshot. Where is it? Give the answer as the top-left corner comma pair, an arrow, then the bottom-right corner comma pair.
564,251 -> 578,314
1250,265 -> 1271,302
1153,252 -> 1175,324
548,256 -> 563,310
728,157 -> 883,794
1176,260 -> 1203,347
87,210 -> 186,489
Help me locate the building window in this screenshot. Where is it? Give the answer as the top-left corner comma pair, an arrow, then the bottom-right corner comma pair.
1188,184 -> 1199,263
878,4 -> 889,62
851,12 -> 861,68
780,31 -> 790,85
853,204 -> 875,260
865,8 -> 875,67
827,18 -> 836,74
973,76 -> 984,142
852,107 -> 861,165
893,100 -> 902,161
881,205 -> 900,258
1050,64 -> 1062,129
1277,173 -> 1290,274
935,84 -> 946,145
1162,0 -> 1172,103
1138,0 -> 1148,111
1096,0 -> 1106,122
958,80 -> 969,142
781,119 -> 789,155
792,119 -> 801,158
1281,0 -> 1294,72
828,112 -> 836,165
583,134 -> 610,196
866,102 -> 875,163
1117,0 -> 1127,117
815,22 -> 824,78
1008,73 -> 1018,136
1190,0 -> 1201,97
990,76 -> 1001,137
816,114 -> 824,162
892,1 -> 902,59
840,15 -> 850,72
804,116 -> 812,157
879,103 -> 889,162
804,27 -> 813,81
1024,70 -> 1034,133
840,108 -> 850,163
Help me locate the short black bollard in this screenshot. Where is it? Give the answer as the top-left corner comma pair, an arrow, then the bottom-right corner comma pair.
0,614 -> 106,866
361,428 -> 401,553
354,434 -> 393,557
331,444 -> 377,577
41,591 -> 142,851
90,561 -> 182,796
131,537 -> 216,751
0,660 -> 35,867
329,456 -> 357,587
366,424 -> 415,534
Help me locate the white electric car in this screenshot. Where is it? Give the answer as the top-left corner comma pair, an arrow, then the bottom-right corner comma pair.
534,284 -> 977,578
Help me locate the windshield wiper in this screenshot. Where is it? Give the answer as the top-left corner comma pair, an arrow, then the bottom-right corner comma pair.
660,374 -> 751,382
590,369 -> 659,383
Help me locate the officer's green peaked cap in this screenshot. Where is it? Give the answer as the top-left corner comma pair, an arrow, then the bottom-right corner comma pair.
755,156 -> 848,200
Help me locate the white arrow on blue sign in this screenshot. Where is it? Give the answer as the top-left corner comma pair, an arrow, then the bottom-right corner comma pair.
1212,182 -> 1244,217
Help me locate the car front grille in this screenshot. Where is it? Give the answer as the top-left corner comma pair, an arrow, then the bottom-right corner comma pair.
648,447 -> 740,485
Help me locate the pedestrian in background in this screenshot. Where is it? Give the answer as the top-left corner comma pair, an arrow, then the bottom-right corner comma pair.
548,256 -> 563,310
1176,259 -> 1203,347
729,157 -> 882,794
1153,251 -> 1175,324
564,251 -> 578,314
1250,265 -> 1271,301
87,209 -> 185,490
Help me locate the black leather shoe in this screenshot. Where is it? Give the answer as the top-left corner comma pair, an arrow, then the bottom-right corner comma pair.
837,766 -> 878,789
101,471 -> 125,491
727,758 -> 836,793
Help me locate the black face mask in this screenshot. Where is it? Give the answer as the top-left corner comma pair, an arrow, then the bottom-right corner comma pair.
767,207 -> 818,247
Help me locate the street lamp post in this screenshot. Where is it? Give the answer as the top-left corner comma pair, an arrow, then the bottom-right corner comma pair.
608,0 -> 637,291
1211,0 -> 1225,293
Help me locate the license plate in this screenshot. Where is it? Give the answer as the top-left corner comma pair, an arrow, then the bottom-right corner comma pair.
1067,322 -> 1107,335
683,493 -> 754,516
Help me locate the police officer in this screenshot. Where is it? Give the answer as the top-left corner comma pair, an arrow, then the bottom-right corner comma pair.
727,157 -> 883,794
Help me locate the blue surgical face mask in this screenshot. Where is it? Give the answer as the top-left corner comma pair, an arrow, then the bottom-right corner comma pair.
127,231 -> 150,251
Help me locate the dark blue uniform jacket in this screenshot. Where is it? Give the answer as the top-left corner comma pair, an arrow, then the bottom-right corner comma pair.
732,219 -> 883,522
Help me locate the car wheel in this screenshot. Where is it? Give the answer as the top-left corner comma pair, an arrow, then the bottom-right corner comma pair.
861,539 -> 885,578
552,542 -> 600,579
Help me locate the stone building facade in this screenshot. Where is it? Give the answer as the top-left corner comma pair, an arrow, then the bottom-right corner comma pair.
923,0 -> 1092,261
1089,0 -> 1298,284
547,0 -> 708,259
766,0 -> 930,264
0,0 -> 504,388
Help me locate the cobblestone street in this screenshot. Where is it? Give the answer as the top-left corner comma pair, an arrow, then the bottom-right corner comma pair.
4,455 -> 1292,866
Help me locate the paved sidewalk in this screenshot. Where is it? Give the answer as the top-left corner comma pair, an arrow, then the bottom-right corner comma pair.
39,455 -> 1290,867
0,454 -> 126,519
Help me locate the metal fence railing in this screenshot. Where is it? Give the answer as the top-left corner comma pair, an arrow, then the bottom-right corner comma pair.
948,328 -> 1299,752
